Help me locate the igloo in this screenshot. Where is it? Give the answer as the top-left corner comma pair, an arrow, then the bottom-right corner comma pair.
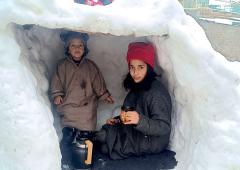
0,0 -> 240,170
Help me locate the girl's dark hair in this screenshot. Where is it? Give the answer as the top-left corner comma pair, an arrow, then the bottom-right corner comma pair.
123,64 -> 157,91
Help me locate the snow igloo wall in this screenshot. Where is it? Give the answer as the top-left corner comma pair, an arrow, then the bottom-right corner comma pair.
1,0 -> 240,170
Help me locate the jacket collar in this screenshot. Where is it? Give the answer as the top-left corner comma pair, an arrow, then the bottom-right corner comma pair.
66,55 -> 86,67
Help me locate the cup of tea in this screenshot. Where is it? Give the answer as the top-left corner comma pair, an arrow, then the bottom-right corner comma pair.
120,106 -> 135,123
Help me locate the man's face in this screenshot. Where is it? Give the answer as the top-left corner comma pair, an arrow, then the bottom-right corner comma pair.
68,38 -> 84,61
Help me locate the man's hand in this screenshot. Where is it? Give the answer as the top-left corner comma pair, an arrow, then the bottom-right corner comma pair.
54,96 -> 63,105
106,118 -> 120,125
104,96 -> 114,104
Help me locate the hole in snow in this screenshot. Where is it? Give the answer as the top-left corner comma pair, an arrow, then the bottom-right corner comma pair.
11,23 -> 174,140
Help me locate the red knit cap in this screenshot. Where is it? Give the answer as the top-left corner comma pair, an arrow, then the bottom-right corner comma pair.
126,42 -> 155,68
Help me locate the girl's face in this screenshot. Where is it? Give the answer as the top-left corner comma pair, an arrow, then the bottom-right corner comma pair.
68,38 -> 84,61
129,59 -> 147,83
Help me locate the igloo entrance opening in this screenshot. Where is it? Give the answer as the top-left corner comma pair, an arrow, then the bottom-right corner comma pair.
11,23 -> 173,139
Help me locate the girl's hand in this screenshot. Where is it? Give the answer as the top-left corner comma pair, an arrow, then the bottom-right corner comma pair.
104,96 -> 114,104
120,110 -> 126,123
122,111 -> 140,125
54,96 -> 63,105
106,118 -> 119,125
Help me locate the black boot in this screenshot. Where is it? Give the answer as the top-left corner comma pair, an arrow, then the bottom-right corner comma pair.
60,127 -> 76,168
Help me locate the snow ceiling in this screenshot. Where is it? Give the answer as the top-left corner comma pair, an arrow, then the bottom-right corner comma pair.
0,0 -> 240,170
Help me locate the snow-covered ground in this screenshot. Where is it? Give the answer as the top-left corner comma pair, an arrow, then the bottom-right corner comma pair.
0,0 -> 240,170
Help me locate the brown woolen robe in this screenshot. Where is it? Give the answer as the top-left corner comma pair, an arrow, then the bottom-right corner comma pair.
51,56 -> 110,131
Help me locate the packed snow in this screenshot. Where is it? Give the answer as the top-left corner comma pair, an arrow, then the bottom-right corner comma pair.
0,0 -> 240,170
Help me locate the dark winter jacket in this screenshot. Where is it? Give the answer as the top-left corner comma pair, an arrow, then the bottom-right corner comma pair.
102,78 -> 172,159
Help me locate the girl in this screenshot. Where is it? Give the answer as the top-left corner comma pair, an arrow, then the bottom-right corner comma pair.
98,42 -> 172,160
